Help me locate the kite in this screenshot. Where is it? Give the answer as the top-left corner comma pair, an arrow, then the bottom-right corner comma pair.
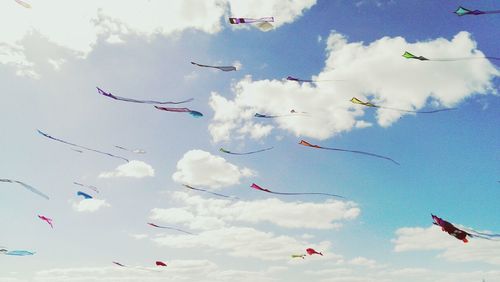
77,191 -> 93,199
191,62 -> 237,72
38,215 -> 54,229
115,146 -> 146,154
299,139 -> 400,165
156,261 -> 167,267
154,106 -> 203,118
71,148 -> 84,153
254,110 -> 307,118
74,182 -> 99,193
147,223 -> 194,235
96,87 -> 193,105
291,254 -> 306,259
182,184 -> 238,200
113,261 -> 127,267
454,6 -> 500,16
229,17 -> 275,31
250,183 -> 345,198
402,51 -> 499,62
306,248 -> 323,256
37,130 -> 129,162
286,76 -> 344,83
219,147 -> 273,155
0,179 -> 49,200
15,0 -> 31,8
3,250 -> 35,256
432,214 -> 500,243
350,97 -> 456,114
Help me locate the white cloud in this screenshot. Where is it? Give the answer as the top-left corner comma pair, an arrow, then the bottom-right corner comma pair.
172,150 -> 254,189
393,225 -> 500,265
99,160 -> 154,178
71,199 -> 110,213
0,0 -> 316,76
150,192 -> 360,230
129,234 -> 148,240
209,31 -> 499,141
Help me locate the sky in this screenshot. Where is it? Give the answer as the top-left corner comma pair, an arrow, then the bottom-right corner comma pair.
0,0 -> 499,281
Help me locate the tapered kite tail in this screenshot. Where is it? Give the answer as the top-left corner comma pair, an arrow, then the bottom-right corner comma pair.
299,140 -> 400,165
37,129 -> 129,162
0,179 -> 50,200
96,87 -> 193,104
219,147 -> 274,155
250,183 -> 345,198
147,223 -> 194,235
182,184 -> 238,199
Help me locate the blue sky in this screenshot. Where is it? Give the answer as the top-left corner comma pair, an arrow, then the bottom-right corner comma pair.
1,1 -> 499,281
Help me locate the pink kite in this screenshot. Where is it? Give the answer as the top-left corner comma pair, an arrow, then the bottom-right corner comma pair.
38,215 -> 53,228
306,248 -> 323,256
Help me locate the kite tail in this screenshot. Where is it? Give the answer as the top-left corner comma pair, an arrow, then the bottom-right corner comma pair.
463,228 -> 500,241
323,147 -> 400,165
379,106 -> 457,114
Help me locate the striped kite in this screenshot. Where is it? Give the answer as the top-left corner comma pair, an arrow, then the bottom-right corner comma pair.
403,51 -> 499,62
229,17 -> 274,31
454,6 -> 500,16
154,106 -> 203,118
191,62 -> 237,72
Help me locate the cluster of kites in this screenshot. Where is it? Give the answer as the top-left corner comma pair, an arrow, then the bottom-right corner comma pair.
3,1 -> 499,276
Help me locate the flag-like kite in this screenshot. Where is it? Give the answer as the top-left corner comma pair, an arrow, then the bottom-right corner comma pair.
286,76 -> 344,83
229,17 -> 275,31
299,139 -> 400,165
432,214 -> 500,243
291,254 -> 306,259
0,179 -> 49,200
38,215 -> 54,228
191,62 -> 237,72
15,0 -> 31,8
350,97 -> 456,114
115,146 -> 146,154
250,183 -> 345,198
156,261 -> 167,267
96,87 -> 193,105
37,130 -> 129,162
2,250 -> 35,256
147,223 -> 194,235
402,51 -> 499,62
77,191 -> 93,200
154,106 -> 203,118
182,184 -> 238,200
454,6 -> 500,16
306,248 -> 323,256
219,147 -> 273,155
74,182 -> 99,194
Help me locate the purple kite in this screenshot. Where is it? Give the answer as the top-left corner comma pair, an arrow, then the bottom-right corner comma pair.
191,62 -> 237,72
432,214 -> 500,242
454,6 -> 500,16
147,222 -> 194,235
96,87 -> 193,104
38,215 -> 54,228
37,129 -> 129,162
154,106 -> 203,118
182,184 -> 238,200
0,179 -> 49,200
250,183 -> 345,198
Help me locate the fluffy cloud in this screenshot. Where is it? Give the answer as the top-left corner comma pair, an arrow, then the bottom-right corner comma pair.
172,150 -> 254,189
99,160 -> 154,178
150,192 -> 360,230
71,199 -> 110,213
393,225 -> 500,265
209,31 -> 499,142
1,0 -> 316,76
